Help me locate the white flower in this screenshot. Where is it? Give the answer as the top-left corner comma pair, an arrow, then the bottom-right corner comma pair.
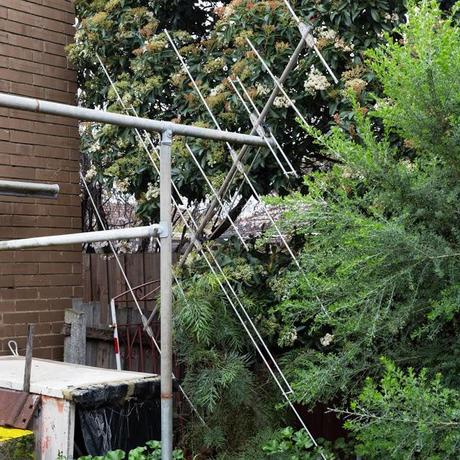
279,327 -> 298,347
121,92 -> 133,106
115,240 -> 132,254
320,333 -> 334,347
145,182 -> 159,201
92,241 -> 109,253
256,83 -> 270,96
334,37 -> 354,52
286,328 -> 297,344
223,5 -> 234,19
209,84 -> 226,97
318,26 -> 337,41
114,178 -> 129,193
88,141 -> 101,154
385,12 -> 399,21
85,164 -> 97,182
304,66 -> 331,95
273,96 -> 290,108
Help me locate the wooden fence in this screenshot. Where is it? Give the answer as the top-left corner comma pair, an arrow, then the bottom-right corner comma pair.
83,253 -> 163,322
74,253 -> 177,372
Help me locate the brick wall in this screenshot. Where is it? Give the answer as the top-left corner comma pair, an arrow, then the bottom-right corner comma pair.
0,0 -> 81,360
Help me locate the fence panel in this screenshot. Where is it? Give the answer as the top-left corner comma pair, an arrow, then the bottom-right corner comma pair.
80,253 -> 166,372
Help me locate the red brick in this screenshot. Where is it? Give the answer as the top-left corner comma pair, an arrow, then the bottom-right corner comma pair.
0,300 -> 15,312
0,19 -> 67,46
51,346 -> 64,360
33,51 -> 68,69
4,0 -> 75,24
0,67 -> 34,85
0,288 -> 38,300
0,276 -> 14,288
4,31 -> 43,52
0,43 -> 33,60
34,347 -> 53,359
16,273 -> 81,287
51,321 -> 64,333
14,299 -> 49,312
36,334 -> 64,347
0,0 -> 81,356
0,263 -> 39,276
38,310 -> 65,323
3,311 -> 40,324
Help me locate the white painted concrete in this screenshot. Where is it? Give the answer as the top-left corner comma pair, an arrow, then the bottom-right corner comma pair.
0,356 -> 158,398
32,396 -> 75,460
0,356 -> 160,459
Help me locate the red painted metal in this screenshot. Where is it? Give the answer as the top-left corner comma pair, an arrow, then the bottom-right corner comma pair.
0,388 -> 40,429
113,336 -> 119,354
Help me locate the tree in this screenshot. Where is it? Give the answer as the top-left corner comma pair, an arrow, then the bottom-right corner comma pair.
263,0 -> 460,455
69,0 -> 406,236
70,0 -> 460,457
344,359 -> 460,459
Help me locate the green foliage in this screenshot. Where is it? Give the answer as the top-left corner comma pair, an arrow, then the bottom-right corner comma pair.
261,1 -> 460,455
0,428 -> 34,460
368,0 -> 460,164
70,0 -> 405,225
71,0 -> 460,458
173,249 -> 283,454
344,358 -> 460,459
261,427 -> 331,460
78,440 -> 184,460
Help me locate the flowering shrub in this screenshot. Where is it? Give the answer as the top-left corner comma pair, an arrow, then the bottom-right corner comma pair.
70,0 -> 405,226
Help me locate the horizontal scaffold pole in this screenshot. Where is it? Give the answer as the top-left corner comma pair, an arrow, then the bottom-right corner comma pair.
0,179 -> 59,199
0,93 -> 273,148
0,225 -> 164,251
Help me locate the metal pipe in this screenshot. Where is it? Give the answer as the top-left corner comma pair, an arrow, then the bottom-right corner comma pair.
0,92 -> 272,148
0,225 -> 163,251
179,33 -> 309,264
110,299 -> 122,371
159,130 -> 173,460
0,179 -> 59,199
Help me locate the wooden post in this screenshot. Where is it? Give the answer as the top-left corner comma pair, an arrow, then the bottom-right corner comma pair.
63,309 -> 86,365
23,324 -> 34,393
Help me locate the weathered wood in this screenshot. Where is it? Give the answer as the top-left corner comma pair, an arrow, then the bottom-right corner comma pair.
63,309 -> 86,365
79,253 -> 171,371
62,324 -> 112,342
23,324 -> 34,393
82,253 -> 92,303
82,253 -> 164,311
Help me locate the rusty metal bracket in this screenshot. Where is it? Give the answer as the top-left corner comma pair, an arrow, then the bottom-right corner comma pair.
0,388 -> 40,429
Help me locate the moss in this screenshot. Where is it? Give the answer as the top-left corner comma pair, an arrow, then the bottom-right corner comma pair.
0,427 -> 34,459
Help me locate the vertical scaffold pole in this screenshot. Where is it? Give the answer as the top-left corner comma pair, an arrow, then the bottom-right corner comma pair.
160,129 -> 173,460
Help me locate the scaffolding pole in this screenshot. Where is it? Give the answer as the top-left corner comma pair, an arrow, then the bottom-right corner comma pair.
0,92 -> 272,148
0,179 -> 59,199
0,225 -> 163,251
0,90 -> 272,459
159,130 -> 173,460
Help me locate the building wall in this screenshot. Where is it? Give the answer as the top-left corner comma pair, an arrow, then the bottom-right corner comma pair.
0,0 -> 81,360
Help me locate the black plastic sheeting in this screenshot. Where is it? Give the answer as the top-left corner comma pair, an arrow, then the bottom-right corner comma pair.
72,379 -> 162,456
75,399 -> 161,455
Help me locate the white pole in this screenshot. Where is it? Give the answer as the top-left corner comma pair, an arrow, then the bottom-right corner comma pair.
0,92 -> 273,148
0,179 -> 59,199
110,298 -> 122,371
0,225 -> 164,251
159,130 -> 173,460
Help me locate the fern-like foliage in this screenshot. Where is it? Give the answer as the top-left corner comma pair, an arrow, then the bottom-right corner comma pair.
344,358 -> 460,459
262,1 -> 460,455
173,249 -> 282,454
